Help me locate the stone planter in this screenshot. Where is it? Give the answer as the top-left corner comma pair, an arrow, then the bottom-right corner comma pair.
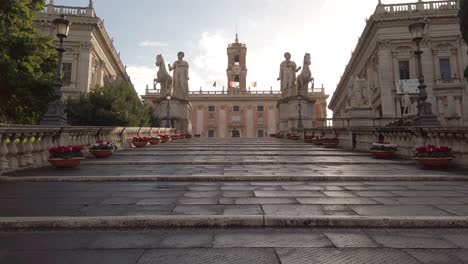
415,157 -> 453,169
323,142 -> 339,148
89,150 -> 113,159
149,140 -> 161,145
132,141 -> 148,148
304,139 -> 314,144
161,139 -> 169,143
370,150 -> 396,159
48,157 -> 84,169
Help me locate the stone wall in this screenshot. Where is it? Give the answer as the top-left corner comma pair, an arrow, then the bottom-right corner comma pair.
0,126 -> 175,175
305,126 -> 468,167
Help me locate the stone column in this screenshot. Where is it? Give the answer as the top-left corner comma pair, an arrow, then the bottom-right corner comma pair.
78,42 -> 93,92
377,48 -> 396,118
196,106 -> 204,135
219,107 -> 226,138
246,105 -> 254,138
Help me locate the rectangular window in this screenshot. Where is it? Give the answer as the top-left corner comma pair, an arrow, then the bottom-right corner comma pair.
233,106 -> 240,112
257,105 -> 264,112
398,60 -> 410,80
208,130 -> 215,138
257,130 -> 264,138
208,106 -> 215,112
439,58 -> 451,81
62,63 -> 72,85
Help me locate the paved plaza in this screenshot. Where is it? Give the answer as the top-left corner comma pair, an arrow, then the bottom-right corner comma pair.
1,138 -> 468,263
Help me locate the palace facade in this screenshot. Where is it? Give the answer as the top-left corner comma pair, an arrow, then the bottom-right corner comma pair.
329,0 -> 468,127
33,1 -> 132,98
143,36 -> 329,138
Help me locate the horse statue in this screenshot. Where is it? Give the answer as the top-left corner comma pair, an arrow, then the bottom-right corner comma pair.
296,53 -> 314,96
155,54 -> 173,97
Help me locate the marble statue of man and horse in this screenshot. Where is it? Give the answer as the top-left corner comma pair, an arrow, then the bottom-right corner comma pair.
154,54 -> 173,97
296,53 -> 314,96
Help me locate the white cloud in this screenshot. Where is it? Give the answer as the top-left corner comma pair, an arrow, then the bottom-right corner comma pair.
139,40 -> 169,47
191,32 -> 230,90
126,65 -> 156,96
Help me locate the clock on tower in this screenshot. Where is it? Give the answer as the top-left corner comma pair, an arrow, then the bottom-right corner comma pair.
227,33 -> 247,92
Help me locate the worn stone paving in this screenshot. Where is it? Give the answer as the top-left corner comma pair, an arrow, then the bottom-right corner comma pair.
1,181 -> 468,217
2,138 -> 468,263
1,228 -> 468,263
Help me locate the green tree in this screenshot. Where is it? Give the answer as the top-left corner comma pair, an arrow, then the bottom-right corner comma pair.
66,80 -> 150,127
0,0 -> 57,124
460,0 -> 468,79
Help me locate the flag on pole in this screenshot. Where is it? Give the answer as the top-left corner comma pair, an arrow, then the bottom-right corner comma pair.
229,81 -> 239,88
213,81 -> 217,87
251,82 -> 257,88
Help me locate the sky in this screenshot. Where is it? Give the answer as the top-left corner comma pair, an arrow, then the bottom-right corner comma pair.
53,0 -> 439,98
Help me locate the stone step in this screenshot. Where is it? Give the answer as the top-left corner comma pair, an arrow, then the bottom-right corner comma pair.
114,152 -> 368,157
1,215 -> 468,229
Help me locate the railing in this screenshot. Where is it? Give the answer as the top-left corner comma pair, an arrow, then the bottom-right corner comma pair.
0,126 -> 175,174
377,0 -> 458,14
303,126 -> 468,167
435,78 -> 462,86
43,5 -> 93,17
316,118 -> 403,128
145,88 -> 325,96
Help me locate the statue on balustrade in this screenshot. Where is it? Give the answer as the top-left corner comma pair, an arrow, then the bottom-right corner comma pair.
277,52 -> 301,98
154,54 -> 173,97
169,51 -> 189,100
296,53 -> 314,96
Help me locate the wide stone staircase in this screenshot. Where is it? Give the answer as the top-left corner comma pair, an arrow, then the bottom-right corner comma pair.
1,138 -> 468,263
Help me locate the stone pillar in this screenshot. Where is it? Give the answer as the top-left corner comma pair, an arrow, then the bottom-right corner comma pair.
196,106 -> 204,135
377,48 -> 396,118
246,105 -> 254,138
78,42 -> 93,93
267,106 -> 276,135
219,107 -> 226,138
278,95 -> 315,132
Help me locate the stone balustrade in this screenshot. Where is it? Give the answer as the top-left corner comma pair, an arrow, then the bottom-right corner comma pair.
376,0 -> 458,15
43,4 -> 95,17
304,126 -> 468,167
0,126 -> 175,175
146,88 -> 326,97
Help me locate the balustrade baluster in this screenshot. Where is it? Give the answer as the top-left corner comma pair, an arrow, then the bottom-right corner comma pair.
0,135 -> 9,173
24,134 -> 35,165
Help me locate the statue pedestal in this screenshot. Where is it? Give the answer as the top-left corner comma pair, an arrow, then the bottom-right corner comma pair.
152,97 -> 192,133
346,107 -> 374,127
278,95 -> 316,132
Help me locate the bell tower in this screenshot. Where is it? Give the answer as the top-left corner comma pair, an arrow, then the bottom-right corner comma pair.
227,33 -> 247,92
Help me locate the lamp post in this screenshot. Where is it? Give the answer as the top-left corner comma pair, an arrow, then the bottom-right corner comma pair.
166,95 -> 171,128
41,15 -> 71,126
297,96 -> 304,131
408,21 -> 440,126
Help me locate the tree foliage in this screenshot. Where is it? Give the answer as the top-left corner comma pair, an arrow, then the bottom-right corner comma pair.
65,80 -> 151,127
0,0 -> 57,124
460,0 -> 468,79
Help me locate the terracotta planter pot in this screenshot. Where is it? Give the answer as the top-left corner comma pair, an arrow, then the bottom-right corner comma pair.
370,150 -> 396,159
132,141 -> 148,148
89,150 -> 113,159
149,140 -> 161,145
415,157 -> 453,169
323,142 -> 339,148
48,157 -> 84,169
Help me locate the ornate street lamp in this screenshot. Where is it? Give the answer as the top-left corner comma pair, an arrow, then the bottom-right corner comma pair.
297,96 -> 304,131
408,21 -> 440,126
41,15 -> 71,126
166,95 -> 171,128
